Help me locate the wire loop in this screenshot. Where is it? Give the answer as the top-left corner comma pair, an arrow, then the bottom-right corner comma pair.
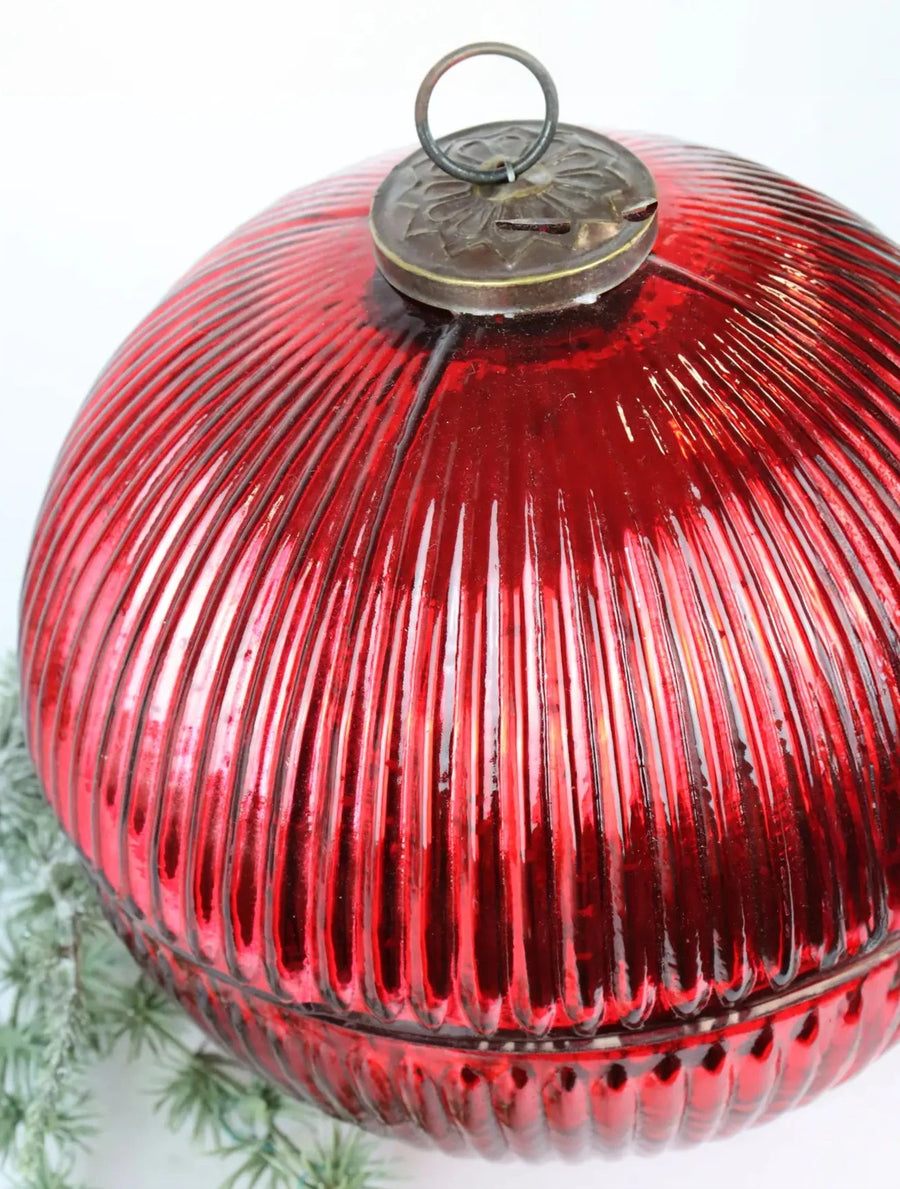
414,42 -> 559,185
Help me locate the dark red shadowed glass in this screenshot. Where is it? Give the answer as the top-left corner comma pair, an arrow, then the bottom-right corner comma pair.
18,133 -> 900,1156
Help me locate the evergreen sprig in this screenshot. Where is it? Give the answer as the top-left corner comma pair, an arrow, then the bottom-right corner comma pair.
0,658 -> 389,1189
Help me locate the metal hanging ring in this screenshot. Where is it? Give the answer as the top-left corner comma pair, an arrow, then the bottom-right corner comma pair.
414,42 -> 560,185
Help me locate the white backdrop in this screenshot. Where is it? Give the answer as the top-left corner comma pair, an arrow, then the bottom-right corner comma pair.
2,0 -> 900,1185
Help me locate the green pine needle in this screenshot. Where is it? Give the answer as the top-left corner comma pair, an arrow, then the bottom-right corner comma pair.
157,1051 -> 244,1145
0,657 -> 391,1189
301,1129 -> 388,1189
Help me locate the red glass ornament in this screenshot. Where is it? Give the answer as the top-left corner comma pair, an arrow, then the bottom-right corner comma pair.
18,130 -> 900,1157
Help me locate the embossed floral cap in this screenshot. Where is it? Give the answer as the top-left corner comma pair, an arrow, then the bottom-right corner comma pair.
370,45 -> 658,315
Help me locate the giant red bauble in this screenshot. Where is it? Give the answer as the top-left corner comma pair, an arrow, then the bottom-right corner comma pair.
19,133 -> 900,1156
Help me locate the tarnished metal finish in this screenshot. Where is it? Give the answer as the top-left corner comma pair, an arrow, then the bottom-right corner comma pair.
370,121 -> 659,315
414,42 -> 559,185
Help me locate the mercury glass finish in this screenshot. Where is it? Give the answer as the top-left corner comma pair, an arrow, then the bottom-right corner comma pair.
18,133 -> 900,1155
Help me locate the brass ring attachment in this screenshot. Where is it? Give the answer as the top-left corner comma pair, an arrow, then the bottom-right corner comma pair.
414,42 -> 559,185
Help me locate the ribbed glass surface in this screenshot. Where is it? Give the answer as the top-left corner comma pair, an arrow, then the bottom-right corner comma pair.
18,134 -> 900,1152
